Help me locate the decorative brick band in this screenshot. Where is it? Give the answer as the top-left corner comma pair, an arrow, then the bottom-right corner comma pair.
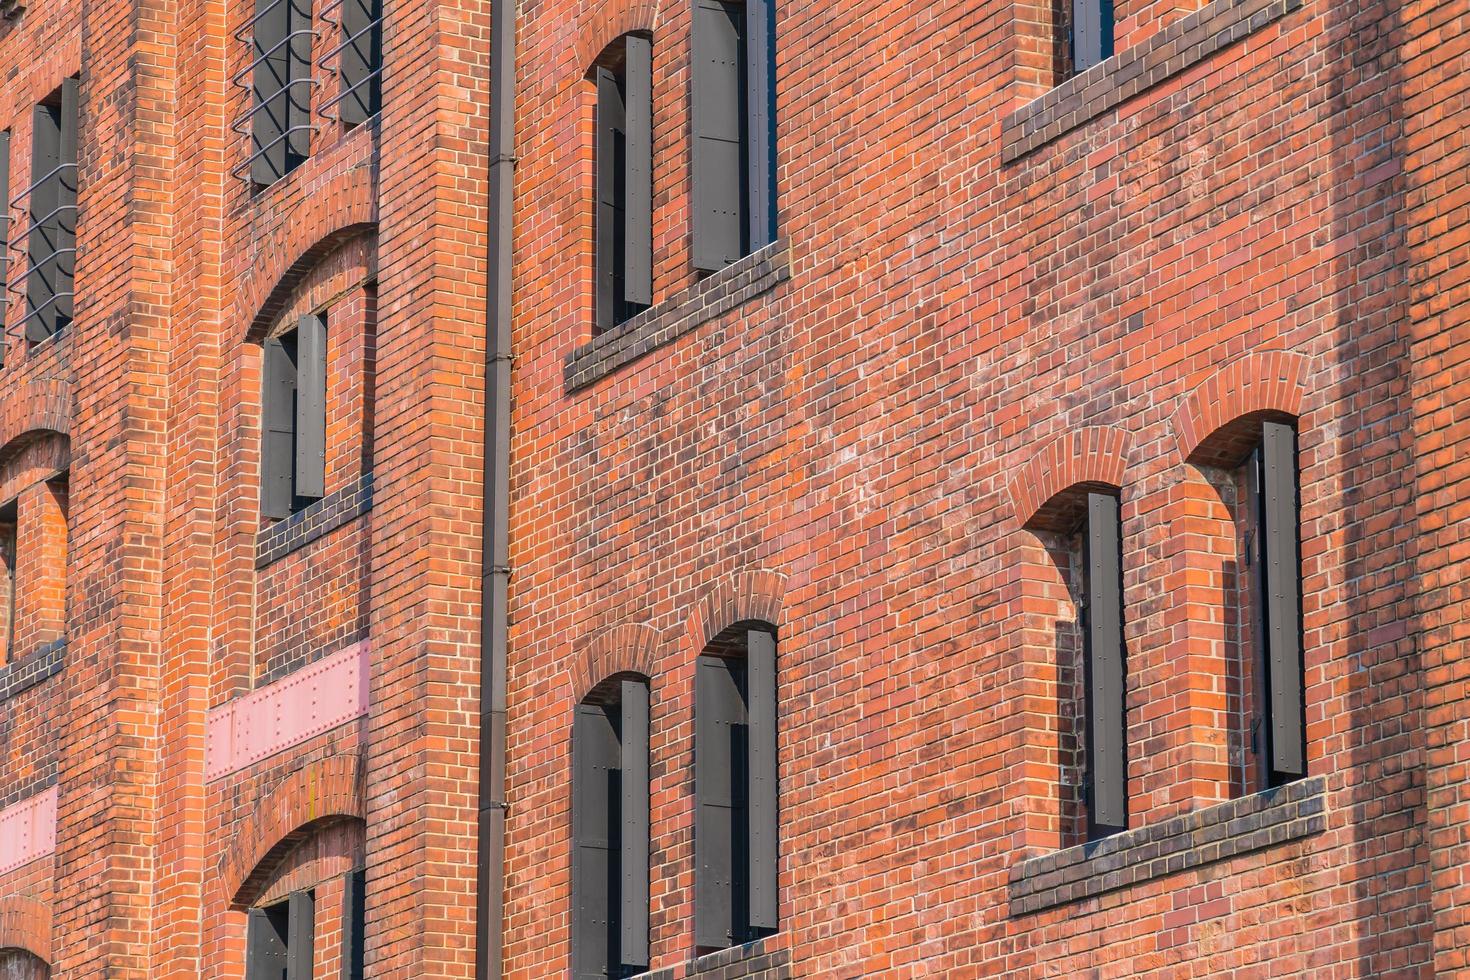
255,472 -> 374,568
1000,0 -> 1303,162
1008,775 -> 1326,915
564,240 -> 790,392
206,640 -> 371,781
0,638 -> 65,703
0,785 -> 58,876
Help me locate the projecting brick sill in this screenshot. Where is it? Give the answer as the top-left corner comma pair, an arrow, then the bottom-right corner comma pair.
564,240 -> 791,392
1008,774 -> 1326,915
256,471 -> 375,568
0,638 -> 66,704
1001,0 -> 1303,162
632,935 -> 791,980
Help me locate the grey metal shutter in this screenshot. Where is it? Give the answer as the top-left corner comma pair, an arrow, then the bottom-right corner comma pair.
27,99 -> 61,341
1259,421 -> 1306,779
623,35 -> 653,308
285,0 -> 313,165
252,0 -> 292,184
691,0 -> 747,271
339,0 -> 382,125
261,335 -> 298,519
1084,493 -> 1127,834
54,78 -> 77,332
619,679 -> 650,970
571,702 -> 620,978
594,65 -> 625,332
0,130 -> 10,365
340,868 -> 365,979
746,629 -> 777,932
1071,0 -> 1114,73
246,905 -> 289,980
744,0 -> 776,250
695,654 -> 744,949
286,889 -> 315,980
294,313 -> 327,500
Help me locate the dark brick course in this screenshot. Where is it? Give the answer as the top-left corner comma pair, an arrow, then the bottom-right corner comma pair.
254,472 -> 374,569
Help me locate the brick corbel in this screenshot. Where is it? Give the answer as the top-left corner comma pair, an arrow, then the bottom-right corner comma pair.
1007,425 -> 1133,532
569,622 -> 661,703
1169,350 -> 1309,466
221,753 -> 365,908
0,895 -> 51,965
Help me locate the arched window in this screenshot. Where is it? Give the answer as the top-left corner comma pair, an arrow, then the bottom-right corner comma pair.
571,675 -> 650,978
694,623 -> 776,952
0,948 -> 50,980
590,34 -> 652,332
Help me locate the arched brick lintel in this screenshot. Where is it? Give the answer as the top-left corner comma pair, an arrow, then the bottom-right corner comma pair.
237,165 -> 378,342
222,753 -> 365,909
576,0 -> 660,74
1008,425 -> 1132,532
570,622 -> 660,703
685,569 -> 787,655
1170,350 -> 1309,467
0,378 -> 70,468
0,895 -> 52,965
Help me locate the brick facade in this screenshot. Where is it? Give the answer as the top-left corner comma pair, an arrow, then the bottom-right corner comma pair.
0,0 -> 1462,972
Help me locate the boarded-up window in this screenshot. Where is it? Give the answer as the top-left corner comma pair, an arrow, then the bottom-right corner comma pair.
695,627 -> 778,951
260,314 -> 327,519
247,889 -> 314,980
336,0 -> 382,126
26,79 -> 78,342
691,0 -> 776,271
1080,492 -> 1127,837
251,0 -> 313,186
1070,0 -> 1114,74
593,35 -> 653,332
571,678 -> 651,977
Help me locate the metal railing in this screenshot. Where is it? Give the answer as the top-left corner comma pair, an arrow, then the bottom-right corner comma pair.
315,0 -> 382,123
7,161 -> 77,338
231,0 -> 318,184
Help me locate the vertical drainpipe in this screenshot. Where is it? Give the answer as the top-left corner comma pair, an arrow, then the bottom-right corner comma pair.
477,0 -> 516,970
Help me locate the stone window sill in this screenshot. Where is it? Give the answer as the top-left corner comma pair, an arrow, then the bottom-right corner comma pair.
563,240 -> 790,393
0,637 -> 66,703
256,471 -> 374,568
631,935 -> 791,980
1001,0 -> 1302,162
1008,774 -> 1326,915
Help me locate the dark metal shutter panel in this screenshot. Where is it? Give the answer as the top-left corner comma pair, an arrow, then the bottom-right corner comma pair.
294,313 -> 327,499
286,889 -> 315,980
339,0 -> 382,125
0,130 -> 10,365
594,65 -> 624,332
27,101 -> 61,341
1084,493 -> 1127,833
252,0 -> 292,184
340,868 -> 365,979
54,77 -> 78,330
746,628 -> 778,931
691,0 -> 747,271
261,336 -> 297,519
622,35 -> 653,308
246,907 -> 288,980
1261,421 -> 1306,778
572,703 -> 619,978
1071,0 -> 1114,72
619,679 -> 650,969
744,0 -> 776,250
285,0 -> 314,166
695,654 -> 741,949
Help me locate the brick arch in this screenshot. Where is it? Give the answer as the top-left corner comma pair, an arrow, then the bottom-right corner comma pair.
236,165 -> 377,342
1008,425 -> 1132,532
0,895 -> 51,965
1170,350 -> 1309,466
569,622 -> 661,703
685,569 -> 787,655
577,0 -> 661,73
0,378 -> 70,468
222,753 -> 365,908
